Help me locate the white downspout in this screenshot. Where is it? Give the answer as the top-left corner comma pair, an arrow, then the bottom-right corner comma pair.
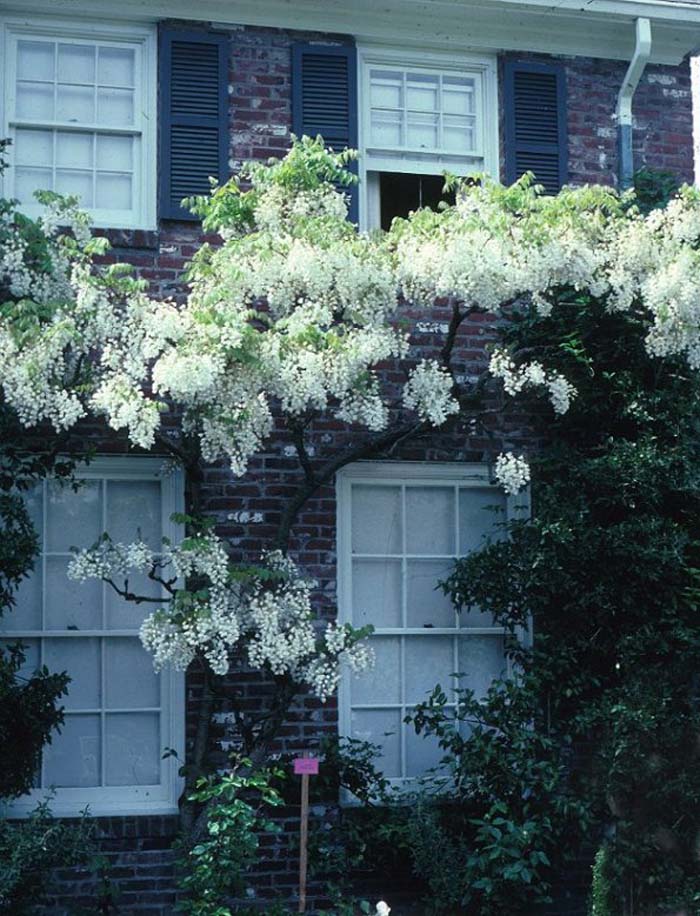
616,17 -> 652,189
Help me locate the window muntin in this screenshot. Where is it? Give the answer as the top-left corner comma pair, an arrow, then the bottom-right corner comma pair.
2,20 -> 156,229
368,68 -> 478,157
338,465 -> 519,782
1,458 -> 184,816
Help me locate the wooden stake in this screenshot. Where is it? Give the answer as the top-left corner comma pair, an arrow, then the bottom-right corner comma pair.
298,770 -> 310,913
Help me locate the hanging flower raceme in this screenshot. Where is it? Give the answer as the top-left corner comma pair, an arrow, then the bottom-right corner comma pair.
68,533 -> 373,700
5,139 -> 700,500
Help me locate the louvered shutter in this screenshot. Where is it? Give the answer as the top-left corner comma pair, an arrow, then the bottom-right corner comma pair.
504,60 -> 568,194
159,29 -> 228,220
292,43 -> 358,222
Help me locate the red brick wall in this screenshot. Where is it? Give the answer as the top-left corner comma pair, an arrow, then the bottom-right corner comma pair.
38,20 -> 694,916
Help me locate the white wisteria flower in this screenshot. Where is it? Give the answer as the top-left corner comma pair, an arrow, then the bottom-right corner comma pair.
494,452 -> 531,496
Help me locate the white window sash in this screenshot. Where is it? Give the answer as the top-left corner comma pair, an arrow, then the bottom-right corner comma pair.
0,16 -> 157,231
357,45 -> 499,231
336,461 -> 530,791
2,456 -> 185,818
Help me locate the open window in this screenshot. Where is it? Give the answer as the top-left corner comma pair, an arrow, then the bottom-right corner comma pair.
358,48 -> 498,230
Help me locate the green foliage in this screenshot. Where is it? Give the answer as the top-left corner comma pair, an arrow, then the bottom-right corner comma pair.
0,800 -> 95,914
632,167 -> 680,215
0,644 -> 69,800
175,762 -> 284,916
407,676 -> 590,914
589,844 -> 615,916
183,134 -> 358,236
436,282 -> 700,912
306,738 -> 412,910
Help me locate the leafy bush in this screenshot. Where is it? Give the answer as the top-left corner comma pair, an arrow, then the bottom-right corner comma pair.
0,801 -> 95,914
175,762 -> 284,916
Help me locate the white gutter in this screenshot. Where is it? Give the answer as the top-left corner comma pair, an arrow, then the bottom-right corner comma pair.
616,17 -> 653,188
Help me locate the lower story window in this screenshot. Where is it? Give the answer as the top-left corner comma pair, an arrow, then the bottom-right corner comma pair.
337,462 -> 518,783
1,457 -> 184,817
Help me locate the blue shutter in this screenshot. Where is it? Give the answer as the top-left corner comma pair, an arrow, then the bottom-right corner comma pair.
159,29 -> 228,221
292,42 -> 359,222
504,60 -> 568,194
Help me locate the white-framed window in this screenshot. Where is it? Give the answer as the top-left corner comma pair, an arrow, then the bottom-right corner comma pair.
0,17 -> 157,230
1,457 -> 184,817
337,462 -> 527,784
357,46 -> 499,230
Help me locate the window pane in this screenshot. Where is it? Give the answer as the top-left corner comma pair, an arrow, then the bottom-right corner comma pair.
351,485 -> 402,554
406,559 -> 455,628
459,487 -> 505,554
105,570 -> 161,630
350,637 -> 400,705
444,115 -> 475,153
44,714 -> 101,787
352,558 -> 402,628
55,169 -> 93,205
14,129 -> 53,167
106,480 -> 161,549
405,636 -> 454,703
98,47 -> 135,87
96,173 -> 132,210
443,77 -> 475,115
96,134 -> 133,171
57,43 -> 95,84
407,112 -> 438,150
15,167 -> 52,202
405,711 -> 445,777
46,479 -> 102,552
56,131 -> 93,169
351,709 -> 401,778
5,572 -> 42,630
406,73 -> 438,112
44,637 -> 100,709
370,110 -> 402,147
56,84 -> 95,122
17,40 -> 55,81
16,82 -> 54,120
106,712 -> 160,785
370,70 -> 403,108
457,635 -> 505,698
45,557 -> 102,630
97,87 -> 134,126
104,638 -> 159,709
406,486 -> 454,554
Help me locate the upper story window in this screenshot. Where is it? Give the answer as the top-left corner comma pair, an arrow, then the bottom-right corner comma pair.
1,458 -> 184,817
337,463 -> 526,786
358,47 -> 498,230
1,18 -> 157,230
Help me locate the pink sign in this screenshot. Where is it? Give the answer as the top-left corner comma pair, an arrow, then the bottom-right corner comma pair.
294,757 -> 319,775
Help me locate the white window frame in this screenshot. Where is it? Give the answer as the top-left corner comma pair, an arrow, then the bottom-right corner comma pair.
357,44 -> 499,230
1,456 -> 185,818
0,15 -> 157,231
337,461 -> 530,789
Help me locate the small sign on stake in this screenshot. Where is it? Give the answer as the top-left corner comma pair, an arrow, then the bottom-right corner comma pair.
294,754 -> 319,913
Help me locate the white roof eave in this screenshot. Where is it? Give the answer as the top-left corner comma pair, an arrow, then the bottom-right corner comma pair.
1,0 -> 699,64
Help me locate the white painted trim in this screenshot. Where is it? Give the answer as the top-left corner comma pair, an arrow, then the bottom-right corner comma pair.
1,0 -> 697,65
0,14 -> 157,231
2,456 -> 185,819
357,44 -> 499,230
336,460 -> 525,793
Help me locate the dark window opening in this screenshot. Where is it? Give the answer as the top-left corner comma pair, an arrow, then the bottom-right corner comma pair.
378,172 -> 455,231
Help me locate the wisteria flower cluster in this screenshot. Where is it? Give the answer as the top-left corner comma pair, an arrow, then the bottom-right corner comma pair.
494,452 -> 531,496
489,348 -> 577,415
5,137 -> 700,499
68,534 -> 373,701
